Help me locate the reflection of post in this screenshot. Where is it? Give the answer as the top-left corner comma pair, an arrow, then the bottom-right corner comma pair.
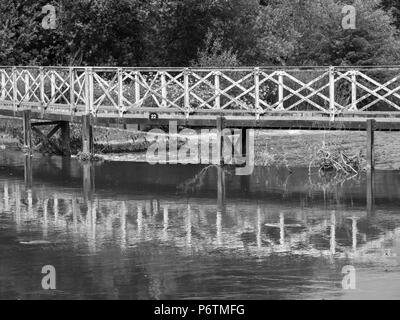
367,170 -> 375,217
279,212 -> 285,246
217,165 -> 225,208
350,217 -> 358,251
87,200 -> 97,252
92,201 -> 97,240
120,202 -> 127,249
27,189 -> 33,219
186,205 -> 192,247
54,196 -> 58,224
265,213 -> 301,248
163,205 -> 169,241
24,155 -> 33,190
137,204 -> 143,237
217,165 -> 225,246
72,197 -> 78,232
15,184 -> 21,226
43,198 -> 48,237
3,182 -> 9,212
152,200 -> 159,217
257,206 -> 262,249
61,157 -> 72,176
240,175 -> 250,194
83,162 -> 95,202
330,212 -> 336,255
217,207 -> 222,247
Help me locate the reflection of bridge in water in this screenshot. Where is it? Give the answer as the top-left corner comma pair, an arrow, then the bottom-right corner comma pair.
1,153 -> 399,263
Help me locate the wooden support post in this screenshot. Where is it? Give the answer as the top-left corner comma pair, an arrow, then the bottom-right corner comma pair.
60,121 -> 71,156
23,109 -> 32,150
82,114 -> 93,155
241,128 -> 247,159
231,128 -> 241,165
366,119 -> 375,171
367,170 -> 375,217
217,116 -> 225,165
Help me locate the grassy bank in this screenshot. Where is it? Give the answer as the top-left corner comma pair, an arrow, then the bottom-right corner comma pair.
1,116 -> 400,170
0,116 -> 150,155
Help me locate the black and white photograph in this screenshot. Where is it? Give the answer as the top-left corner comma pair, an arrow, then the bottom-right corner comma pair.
0,0 -> 400,307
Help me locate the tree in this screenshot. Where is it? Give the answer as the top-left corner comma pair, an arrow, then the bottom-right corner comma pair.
0,0 -> 50,65
381,0 -> 400,29
292,0 -> 400,66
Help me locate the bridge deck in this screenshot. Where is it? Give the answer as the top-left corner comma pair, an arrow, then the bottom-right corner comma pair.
1,109 -> 400,131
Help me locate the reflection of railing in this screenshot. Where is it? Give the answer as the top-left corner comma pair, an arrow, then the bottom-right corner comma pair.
2,66 -> 400,119
1,177 -> 398,261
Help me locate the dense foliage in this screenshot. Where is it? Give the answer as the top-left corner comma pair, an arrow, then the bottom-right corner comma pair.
1,0 -> 400,67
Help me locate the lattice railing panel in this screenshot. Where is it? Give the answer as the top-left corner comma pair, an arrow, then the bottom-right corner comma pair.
1,66 -> 400,118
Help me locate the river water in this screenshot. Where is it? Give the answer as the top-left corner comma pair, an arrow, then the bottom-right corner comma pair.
0,150 -> 399,300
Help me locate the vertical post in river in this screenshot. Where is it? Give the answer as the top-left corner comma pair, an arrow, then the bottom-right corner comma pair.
217,116 -> 225,166
82,114 -> 93,155
23,109 -> 32,150
366,119 -> 375,172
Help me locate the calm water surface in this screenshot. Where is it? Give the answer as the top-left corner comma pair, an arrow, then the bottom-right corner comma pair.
0,151 -> 399,300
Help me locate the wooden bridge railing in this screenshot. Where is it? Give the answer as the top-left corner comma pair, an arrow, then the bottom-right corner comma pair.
2,66 -> 400,119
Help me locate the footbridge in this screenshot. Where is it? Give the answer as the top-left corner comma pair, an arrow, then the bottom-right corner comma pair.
1,65 -> 400,167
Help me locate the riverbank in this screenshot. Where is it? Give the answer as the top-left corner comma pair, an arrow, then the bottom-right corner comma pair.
88,130 -> 400,171
1,116 -> 400,170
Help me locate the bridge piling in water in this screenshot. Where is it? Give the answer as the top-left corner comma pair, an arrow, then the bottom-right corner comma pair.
22,110 -> 32,150
241,129 -> 248,162
60,121 -> 71,156
24,154 -> 32,189
366,119 -> 375,171
82,114 -> 94,155
367,170 -> 375,217
217,116 -> 225,165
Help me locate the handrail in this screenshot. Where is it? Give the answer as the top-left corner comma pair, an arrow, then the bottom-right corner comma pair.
1,66 -> 400,119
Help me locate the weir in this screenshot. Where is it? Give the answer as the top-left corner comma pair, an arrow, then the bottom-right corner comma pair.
3,65 -> 400,170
